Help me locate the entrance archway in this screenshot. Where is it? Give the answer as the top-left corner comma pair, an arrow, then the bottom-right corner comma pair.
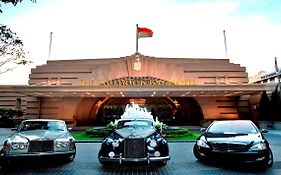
83,97 -> 204,126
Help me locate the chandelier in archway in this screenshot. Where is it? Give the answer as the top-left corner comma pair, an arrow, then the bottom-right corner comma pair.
129,98 -> 146,105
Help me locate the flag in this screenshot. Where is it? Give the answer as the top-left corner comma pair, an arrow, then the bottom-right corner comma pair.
275,57 -> 279,72
137,27 -> 153,38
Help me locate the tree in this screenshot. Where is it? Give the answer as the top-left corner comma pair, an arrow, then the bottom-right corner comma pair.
0,0 -> 35,73
0,24 -> 31,73
258,91 -> 273,121
0,0 -> 36,13
271,85 -> 281,121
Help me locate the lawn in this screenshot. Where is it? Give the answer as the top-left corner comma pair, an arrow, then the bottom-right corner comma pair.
166,131 -> 201,141
72,132 -> 104,141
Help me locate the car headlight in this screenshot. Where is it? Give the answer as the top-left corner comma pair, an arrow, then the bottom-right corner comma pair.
55,141 -> 70,148
250,142 -> 267,151
11,142 -> 28,150
196,136 -> 209,148
112,140 -> 119,147
104,138 -> 113,145
105,137 -> 122,147
149,140 -> 157,148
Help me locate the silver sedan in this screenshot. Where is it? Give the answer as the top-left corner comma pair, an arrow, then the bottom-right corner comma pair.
0,119 -> 76,166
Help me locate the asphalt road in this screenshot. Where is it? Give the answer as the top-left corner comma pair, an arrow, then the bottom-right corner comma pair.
0,131 -> 281,175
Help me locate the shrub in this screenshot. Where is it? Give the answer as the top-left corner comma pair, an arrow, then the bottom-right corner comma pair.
166,128 -> 192,137
0,108 -> 24,119
105,121 -> 116,131
154,122 -> 168,133
85,129 -> 111,138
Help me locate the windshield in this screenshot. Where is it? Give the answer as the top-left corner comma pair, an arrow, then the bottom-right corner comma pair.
207,121 -> 258,134
19,121 -> 67,132
116,119 -> 153,129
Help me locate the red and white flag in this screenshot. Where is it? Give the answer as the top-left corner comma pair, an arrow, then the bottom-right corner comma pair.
137,27 -> 153,38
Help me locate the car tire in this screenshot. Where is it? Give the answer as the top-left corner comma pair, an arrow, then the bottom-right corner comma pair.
98,150 -> 107,165
0,159 -> 11,169
193,145 -> 206,162
258,148 -> 273,169
265,148 -> 273,168
65,146 -> 76,163
155,161 -> 167,167
98,150 -> 115,166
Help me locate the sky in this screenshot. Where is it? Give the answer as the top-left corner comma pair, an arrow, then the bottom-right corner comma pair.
0,0 -> 281,85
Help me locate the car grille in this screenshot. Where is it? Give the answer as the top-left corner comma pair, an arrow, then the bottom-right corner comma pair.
29,140 -> 54,153
211,143 -> 248,152
124,138 -> 146,158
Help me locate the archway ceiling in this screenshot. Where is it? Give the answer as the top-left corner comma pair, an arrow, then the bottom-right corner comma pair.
11,84 -> 273,98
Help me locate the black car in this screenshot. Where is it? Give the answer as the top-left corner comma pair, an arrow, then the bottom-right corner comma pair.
193,120 -> 273,168
98,118 -> 170,166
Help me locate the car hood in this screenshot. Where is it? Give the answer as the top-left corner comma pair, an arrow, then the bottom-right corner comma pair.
115,127 -> 156,138
205,133 -> 262,145
13,130 -> 69,141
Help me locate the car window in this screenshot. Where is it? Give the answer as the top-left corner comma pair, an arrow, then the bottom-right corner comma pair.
19,121 -> 66,131
207,121 -> 258,134
19,122 -> 46,131
117,120 -> 153,129
47,121 -> 66,131
124,121 -> 149,127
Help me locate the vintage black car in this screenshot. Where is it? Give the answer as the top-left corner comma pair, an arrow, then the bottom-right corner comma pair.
98,117 -> 170,166
0,119 -> 76,166
193,120 -> 273,168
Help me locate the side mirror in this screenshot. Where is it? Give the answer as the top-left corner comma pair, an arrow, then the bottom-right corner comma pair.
200,128 -> 206,132
261,129 -> 268,133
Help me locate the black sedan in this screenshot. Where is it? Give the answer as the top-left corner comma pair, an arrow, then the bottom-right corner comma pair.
193,120 -> 273,168
98,118 -> 170,166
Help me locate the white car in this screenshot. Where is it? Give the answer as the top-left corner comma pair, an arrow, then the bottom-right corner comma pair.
0,119 -> 76,166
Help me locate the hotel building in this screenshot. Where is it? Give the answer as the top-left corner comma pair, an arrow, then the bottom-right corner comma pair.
0,53 -> 276,126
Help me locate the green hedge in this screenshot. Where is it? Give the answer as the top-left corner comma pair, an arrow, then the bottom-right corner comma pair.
154,123 -> 168,133
166,128 -> 192,137
84,128 -> 193,138
85,129 -> 111,138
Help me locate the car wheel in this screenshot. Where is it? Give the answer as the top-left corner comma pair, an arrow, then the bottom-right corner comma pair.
265,148 -> 273,168
155,161 -> 167,167
98,150 -> 114,165
0,159 -> 11,169
258,148 -> 273,169
193,145 -> 206,162
98,150 -> 106,165
65,146 -> 76,162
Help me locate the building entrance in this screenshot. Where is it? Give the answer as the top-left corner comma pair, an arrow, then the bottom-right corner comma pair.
86,97 -> 204,126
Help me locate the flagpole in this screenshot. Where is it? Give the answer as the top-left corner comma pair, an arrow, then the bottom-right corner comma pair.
275,57 -> 280,90
48,32 -> 53,59
223,30 -> 228,59
136,24 -> 139,53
